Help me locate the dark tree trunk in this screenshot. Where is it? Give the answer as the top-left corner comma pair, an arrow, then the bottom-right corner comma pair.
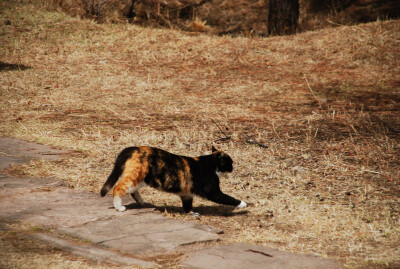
122,0 -> 136,20
268,0 -> 299,35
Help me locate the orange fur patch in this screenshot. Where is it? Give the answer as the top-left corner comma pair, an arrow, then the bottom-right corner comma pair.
180,158 -> 192,195
113,151 -> 148,197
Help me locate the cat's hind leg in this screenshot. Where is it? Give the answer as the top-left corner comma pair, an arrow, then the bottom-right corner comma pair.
131,190 -> 144,204
180,195 -> 193,213
113,196 -> 126,212
180,194 -> 200,217
113,170 -> 147,212
114,182 -> 146,211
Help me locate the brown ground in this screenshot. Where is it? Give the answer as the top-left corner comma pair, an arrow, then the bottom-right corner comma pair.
1,0 -> 399,267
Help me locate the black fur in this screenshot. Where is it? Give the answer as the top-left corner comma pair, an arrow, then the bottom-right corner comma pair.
100,147 -> 137,197
188,153 -> 240,209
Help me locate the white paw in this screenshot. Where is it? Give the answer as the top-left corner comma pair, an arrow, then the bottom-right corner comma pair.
189,212 -> 200,218
116,206 -> 126,212
237,201 -> 247,209
113,196 -> 126,212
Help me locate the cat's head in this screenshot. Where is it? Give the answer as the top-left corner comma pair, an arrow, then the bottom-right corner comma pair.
212,146 -> 233,173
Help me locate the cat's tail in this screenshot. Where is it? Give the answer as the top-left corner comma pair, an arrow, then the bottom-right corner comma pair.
100,147 -> 135,197
100,164 -> 122,197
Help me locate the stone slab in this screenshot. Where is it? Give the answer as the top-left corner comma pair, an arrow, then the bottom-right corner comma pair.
0,155 -> 29,169
28,232 -> 159,268
0,174 -> 58,189
0,137 -> 220,265
0,137 -> 68,163
0,184 -> 154,228
180,243 -> 342,269
0,136 -> 69,170
60,212 -> 219,256
0,173 -> 219,257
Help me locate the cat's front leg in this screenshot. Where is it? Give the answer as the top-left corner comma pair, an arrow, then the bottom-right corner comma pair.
237,200 -> 247,209
207,189 -> 247,209
181,195 -> 200,217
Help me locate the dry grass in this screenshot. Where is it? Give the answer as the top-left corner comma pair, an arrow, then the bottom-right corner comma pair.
43,0 -> 400,36
0,224 -> 116,269
1,0 -> 400,267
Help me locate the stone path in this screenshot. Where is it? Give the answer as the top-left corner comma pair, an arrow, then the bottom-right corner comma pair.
0,137 -> 342,268
27,232 -> 157,267
181,243 -> 341,269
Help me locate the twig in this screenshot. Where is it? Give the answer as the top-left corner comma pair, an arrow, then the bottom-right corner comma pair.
326,19 -> 343,26
303,75 -> 322,109
362,169 -> 381,175
212,119 -> 231,142
271,121 -> 280,139
245,138 -> 268,148
214,137 -> 231,142
247,249 -> 273,257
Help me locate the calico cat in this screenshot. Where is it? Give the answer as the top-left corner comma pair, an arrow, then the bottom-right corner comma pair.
100,146 -> 247,213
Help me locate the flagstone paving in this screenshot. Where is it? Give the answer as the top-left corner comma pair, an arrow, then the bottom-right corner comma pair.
181,243 -> 341,269
0,137 -> 342,268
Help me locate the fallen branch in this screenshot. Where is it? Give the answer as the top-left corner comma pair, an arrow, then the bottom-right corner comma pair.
213,137 -> 231,142
245,138 -> 268,148
247,249 -> 273,257
303,74 -> 323,109
212,119 -> 231,143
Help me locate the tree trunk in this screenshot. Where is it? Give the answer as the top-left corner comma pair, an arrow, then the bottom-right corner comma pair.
268,0 -> 299,35
122,0 -> 136,20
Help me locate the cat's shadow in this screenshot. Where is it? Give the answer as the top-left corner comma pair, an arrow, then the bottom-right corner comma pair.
124,202 -> 249,217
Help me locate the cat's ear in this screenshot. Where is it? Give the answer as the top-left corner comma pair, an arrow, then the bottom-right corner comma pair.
212,146 -> 218,153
